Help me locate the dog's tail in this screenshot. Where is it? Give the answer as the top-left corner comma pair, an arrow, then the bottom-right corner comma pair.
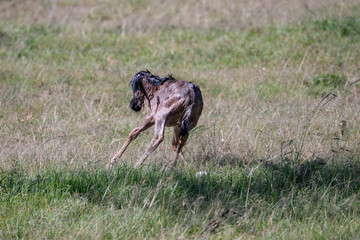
179,105 -> 193,139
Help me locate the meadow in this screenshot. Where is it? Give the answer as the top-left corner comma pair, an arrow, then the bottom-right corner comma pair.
1,0 -> 360,239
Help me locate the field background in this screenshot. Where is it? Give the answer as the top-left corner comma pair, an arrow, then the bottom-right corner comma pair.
1,0 -> 360,239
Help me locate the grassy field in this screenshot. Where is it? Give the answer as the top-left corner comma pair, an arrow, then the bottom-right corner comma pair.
1,0 -> 360,239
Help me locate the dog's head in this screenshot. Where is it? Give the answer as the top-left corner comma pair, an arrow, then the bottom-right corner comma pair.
129,70 -> 150,112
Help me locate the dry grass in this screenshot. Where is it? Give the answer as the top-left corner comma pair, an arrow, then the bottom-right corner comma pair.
0,0 -> 359,171
1,0 -> 359,31
0,0 -> 360,238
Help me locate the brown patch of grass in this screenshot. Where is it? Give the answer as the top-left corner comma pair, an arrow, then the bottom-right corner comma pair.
1,0 -> 359,32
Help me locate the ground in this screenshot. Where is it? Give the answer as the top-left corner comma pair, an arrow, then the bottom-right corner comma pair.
1,0 -> 360,239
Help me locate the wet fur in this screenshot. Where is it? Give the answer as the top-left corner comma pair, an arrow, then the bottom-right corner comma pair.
108,70 -> 203,169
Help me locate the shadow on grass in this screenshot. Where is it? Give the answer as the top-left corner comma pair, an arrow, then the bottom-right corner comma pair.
1,156 -> 360,215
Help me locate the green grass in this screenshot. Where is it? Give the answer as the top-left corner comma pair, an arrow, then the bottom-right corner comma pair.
1,0 -> 360,238
305,73 -> 347,96
1,157 -> 360,239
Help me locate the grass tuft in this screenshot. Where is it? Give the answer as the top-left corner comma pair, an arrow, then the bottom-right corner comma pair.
305,73 -> 347,96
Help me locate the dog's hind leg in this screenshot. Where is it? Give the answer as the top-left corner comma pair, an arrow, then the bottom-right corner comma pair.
169,133 -> 188,169
172,126 -> 186,165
